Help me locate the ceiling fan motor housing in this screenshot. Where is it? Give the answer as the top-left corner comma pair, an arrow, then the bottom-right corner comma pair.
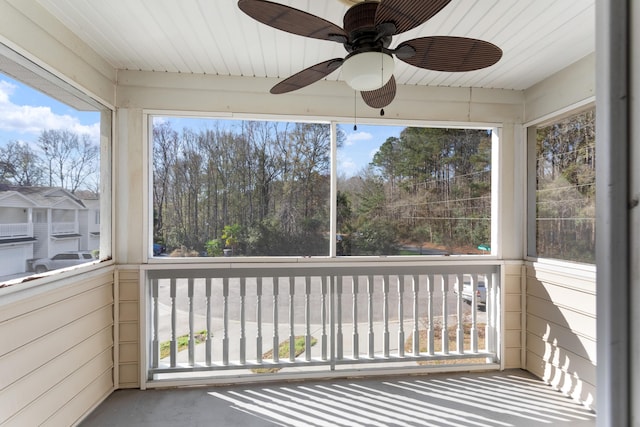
343,2 -> 392,53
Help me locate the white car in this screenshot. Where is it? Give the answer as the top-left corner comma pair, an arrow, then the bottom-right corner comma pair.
32,251 -> 95,274
456,276 -> 487,307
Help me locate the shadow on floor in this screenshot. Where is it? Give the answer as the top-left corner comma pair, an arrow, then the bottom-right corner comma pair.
81,369 -> 595,427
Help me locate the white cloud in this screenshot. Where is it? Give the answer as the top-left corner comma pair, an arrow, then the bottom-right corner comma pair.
345,131 -> 372,146
152,116 -> 168,126
339,158 -> 358,176
0,79 -> 99,143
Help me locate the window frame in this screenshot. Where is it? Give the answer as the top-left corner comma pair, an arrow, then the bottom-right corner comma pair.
524,99 -> 596,264
145,111 -> 501,263
0,43 -> 114,287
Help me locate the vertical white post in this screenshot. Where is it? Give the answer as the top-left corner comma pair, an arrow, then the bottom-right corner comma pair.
487,273 -> 496,356
412,274 -> 420,356
383,275 -> 390,358
256,277 -> 263,363
352,275 -> 359,359
456,274 -> 464,353
441,275 -> 449,355
471,274 -> 479,353
170,278 -> 177,367
188,278 -> 195,365
240,277 -> 246,365
336,276 -> 343,360
205,278 -> 212,365
151,278 -> 159,368
321,276 -> 328,360
222,277 -> 229,366
367,275 -> 375,358
305,276 -> 312,362
288,276 -> 295,362
330,122 -> 338,257
273,278 -> 279,363
397,275 -> 405,357
427,274 -> 435,356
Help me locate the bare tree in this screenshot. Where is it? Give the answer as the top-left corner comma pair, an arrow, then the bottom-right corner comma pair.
38,129 -> 99,192
0,141 -> 44,186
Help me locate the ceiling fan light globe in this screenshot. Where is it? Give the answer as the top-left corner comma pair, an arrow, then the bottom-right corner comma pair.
342,52 -> 394,91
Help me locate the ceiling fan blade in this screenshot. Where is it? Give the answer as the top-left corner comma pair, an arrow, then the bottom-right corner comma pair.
238,0 -> 347,43
375,0 -> 451,35
396,36 -> 502,72
361,75 -> 396,109
271,58 -> 344,94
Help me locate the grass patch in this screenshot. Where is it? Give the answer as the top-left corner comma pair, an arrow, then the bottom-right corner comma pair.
397,249 -> 419,255
159,330 -> 208,359
405,322 -> 487,365
252,335 -> 318,374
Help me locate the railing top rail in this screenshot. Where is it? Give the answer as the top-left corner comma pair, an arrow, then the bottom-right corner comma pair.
144,260 -> 500,280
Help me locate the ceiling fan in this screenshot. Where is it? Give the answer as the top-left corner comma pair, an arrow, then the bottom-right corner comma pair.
237,0 -> 502,110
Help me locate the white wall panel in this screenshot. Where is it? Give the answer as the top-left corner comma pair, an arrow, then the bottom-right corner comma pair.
0,269 -> 114,425
526,262 -> 596,409
0,1 -> 115,107
524,53 -> 595,124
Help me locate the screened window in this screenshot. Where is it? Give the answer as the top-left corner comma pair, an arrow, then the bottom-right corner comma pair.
337,124 -> 492,256
152,117 -> 332,257
152,118 -> 495,258
530,108 -> 596,263
0,45 -> 110,284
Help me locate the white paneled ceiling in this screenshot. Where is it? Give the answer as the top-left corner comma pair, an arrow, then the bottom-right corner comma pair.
37,0 -> 595,91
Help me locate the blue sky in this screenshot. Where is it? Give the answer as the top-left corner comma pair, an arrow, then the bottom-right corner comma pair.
338,124 -> 403,176
0,73 -> 100,151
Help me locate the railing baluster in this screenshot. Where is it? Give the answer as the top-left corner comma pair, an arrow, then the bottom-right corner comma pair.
330,275 -> 336,370
456,273 -> 464,353
486,273 -> 495,355
305,276 -> 311,362
152,278 -> 159,368
222,277 -> 229,366
170,278 -> 177,367
441,275 -> 449,355
289,276 -> 295,362
397,275 -> 404,357
367,275 -> 374,358
273,277 -> 279,363
188,277 -> 195,365
206,278 -> 212,365
471,274 -> 478,353
321,276 -> 328,360
336,275 -> 343,360
383,275 -> 390,358
427,274 -> 434,356
256,277 -> 263,363
240,277 -> 246,365
412,274 -> 419,356
352,275 -> 359,359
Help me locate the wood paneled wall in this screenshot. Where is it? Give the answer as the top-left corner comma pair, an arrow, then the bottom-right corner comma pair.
525,262 -> 596,409
116,267 -> 140,388
0,268 -> 115,426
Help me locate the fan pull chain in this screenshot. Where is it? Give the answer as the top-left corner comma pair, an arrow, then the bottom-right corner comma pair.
353,90 -> 357,131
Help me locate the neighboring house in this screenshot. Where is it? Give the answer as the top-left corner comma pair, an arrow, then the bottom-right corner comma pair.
0,188 -> 37,276
0,185 -> 99,276
79,196 -> 100,253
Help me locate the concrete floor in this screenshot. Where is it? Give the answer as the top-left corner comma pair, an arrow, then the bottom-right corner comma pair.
80,370 -> 595,427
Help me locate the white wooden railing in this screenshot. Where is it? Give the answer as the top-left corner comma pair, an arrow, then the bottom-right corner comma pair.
143,261 -> 501,382
0,222 -> 33,238
51,222 -> 77,234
